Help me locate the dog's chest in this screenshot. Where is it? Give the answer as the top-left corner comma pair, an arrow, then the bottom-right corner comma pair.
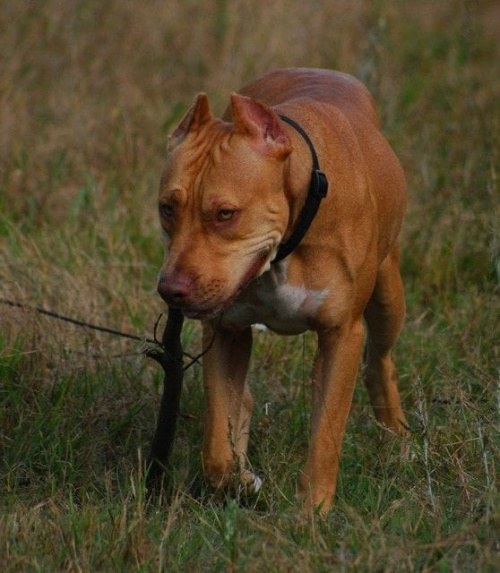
221,268 -> 329,334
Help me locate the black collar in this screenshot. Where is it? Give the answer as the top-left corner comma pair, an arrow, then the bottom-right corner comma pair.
272,114 -> 329,264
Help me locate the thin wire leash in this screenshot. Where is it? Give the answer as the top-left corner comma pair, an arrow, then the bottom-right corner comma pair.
1,298 -> 156,343
0,298 -> 213,371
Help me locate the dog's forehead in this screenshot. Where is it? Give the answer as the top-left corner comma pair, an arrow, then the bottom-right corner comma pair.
161,134 -> 280,204
203,136 -> 285,191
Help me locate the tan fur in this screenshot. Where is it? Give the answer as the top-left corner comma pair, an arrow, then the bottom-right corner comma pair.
157,68 -> 407,513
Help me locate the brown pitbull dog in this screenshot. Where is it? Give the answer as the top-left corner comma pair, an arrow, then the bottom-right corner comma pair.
157,68 -> 407,513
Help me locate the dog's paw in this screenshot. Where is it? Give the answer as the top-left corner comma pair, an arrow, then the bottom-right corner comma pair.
240,470 -> 263,495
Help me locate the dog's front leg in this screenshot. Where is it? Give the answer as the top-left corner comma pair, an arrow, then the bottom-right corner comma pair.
201,324 -> 259,494
300,318 -> 365,514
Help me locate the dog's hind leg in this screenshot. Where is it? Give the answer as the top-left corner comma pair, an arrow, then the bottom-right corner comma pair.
363,246 -> 407,433
201,325 -> 260,494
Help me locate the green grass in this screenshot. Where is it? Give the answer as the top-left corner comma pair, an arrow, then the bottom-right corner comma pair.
1,0 -> 499,570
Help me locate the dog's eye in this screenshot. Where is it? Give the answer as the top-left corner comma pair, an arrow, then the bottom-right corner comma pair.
160,203 -> 174,218
217,209 -> 235,222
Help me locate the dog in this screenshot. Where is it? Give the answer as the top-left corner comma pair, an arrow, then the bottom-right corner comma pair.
157,68 -> 407,513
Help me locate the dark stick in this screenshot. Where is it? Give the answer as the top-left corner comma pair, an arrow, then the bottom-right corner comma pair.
144,306 -> 185,492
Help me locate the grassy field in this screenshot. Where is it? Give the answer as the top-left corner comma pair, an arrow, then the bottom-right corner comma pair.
1,0 -> 499,570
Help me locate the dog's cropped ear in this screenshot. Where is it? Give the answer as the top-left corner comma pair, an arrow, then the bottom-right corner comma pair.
230,93 -> 292,158
168,93 -> 213,151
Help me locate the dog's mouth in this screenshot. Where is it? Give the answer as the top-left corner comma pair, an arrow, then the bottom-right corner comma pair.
181,306 -> 223,320
179,250 -> 271,321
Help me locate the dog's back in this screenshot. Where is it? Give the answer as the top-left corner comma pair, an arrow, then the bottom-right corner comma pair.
235,68 -> 379,128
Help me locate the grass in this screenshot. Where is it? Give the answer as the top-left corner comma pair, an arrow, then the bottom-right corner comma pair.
1,0 -> 499,570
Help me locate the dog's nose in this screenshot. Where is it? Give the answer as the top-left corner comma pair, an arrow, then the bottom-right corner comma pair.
157,273 -> 192,306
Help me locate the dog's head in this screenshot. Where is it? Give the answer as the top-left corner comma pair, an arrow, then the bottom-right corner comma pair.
157,93 -> 292,319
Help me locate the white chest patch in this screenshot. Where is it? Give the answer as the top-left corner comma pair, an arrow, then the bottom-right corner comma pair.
221,266 -> 329,334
